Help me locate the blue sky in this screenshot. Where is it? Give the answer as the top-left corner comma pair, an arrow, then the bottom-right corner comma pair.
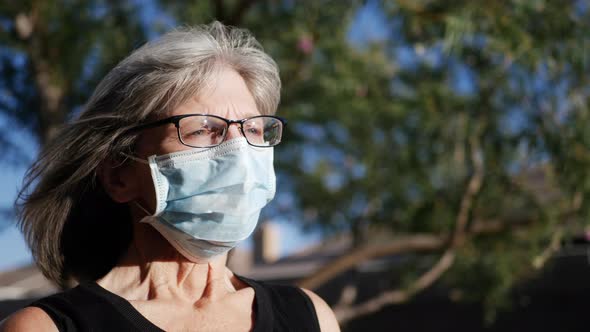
0,165 -> 34,271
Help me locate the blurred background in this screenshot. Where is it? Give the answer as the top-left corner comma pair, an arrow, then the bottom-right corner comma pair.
1,0 -> 590,331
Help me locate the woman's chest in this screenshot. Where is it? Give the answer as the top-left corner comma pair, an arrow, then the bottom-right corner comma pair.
129,292 -> 257,332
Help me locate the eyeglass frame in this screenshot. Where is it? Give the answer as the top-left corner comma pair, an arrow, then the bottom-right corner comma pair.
126,113 -> 287,148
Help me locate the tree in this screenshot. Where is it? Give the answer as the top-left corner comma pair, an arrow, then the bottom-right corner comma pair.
279,0 -> 590,324
0,0 -> 148,145
2,0 -> 590,326
0,0 -> 152,224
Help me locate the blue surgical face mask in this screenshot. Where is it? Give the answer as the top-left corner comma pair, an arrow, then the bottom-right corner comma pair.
125,137 -> 276,262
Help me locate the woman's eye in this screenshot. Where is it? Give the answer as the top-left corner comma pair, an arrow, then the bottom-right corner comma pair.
246,127 -> 262,135
188,127 -> 225,138
191,129 -> 208,136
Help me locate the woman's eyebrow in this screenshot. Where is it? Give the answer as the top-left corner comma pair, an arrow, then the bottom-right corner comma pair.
202,110 -> 261,119
243,112 -> 261,118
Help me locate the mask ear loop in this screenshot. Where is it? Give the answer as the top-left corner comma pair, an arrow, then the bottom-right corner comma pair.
120,152 -> 149,164
133,201 -> 154,219
119,152 -> 157,218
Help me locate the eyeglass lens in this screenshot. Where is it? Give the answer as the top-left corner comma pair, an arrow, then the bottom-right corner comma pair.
177,115 -> 283,148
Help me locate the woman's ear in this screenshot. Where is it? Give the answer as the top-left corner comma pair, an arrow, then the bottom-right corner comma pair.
97,157 -> 138,203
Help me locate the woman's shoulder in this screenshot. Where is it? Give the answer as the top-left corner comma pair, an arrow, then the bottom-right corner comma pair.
0,307 -> 59,332
239,276 -> 340,332
0,286 -> 86,332
301,288 -> 341,332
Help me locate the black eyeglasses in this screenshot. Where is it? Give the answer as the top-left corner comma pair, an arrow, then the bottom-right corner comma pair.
128,114 -> 287,148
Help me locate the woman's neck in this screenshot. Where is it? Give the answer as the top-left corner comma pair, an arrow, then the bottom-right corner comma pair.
97,221 -> 243,303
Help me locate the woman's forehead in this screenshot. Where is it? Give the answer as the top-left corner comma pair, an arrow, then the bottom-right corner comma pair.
169,68 -> 260,119
172,100 -> 260,119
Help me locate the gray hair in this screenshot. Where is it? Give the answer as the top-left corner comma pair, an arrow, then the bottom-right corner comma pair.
16,21 -> 281,287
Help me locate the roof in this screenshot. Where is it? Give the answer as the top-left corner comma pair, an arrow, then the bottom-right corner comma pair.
0,264 -> 58,300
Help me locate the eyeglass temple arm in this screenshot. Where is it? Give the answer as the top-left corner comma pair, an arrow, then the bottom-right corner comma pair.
120,152 -> 150,164
128,117 -> 180,132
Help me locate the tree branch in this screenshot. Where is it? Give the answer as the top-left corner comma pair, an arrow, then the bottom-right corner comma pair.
296,219 -> 513,291
298,136 -> 486,291
326,135 -> 486,324
14,13 -> 33,39
334,250 -> 456,324
532,226 -> 563,269
452,134 -> 485,246
296,234 -> 446,290
15,8 -> 65,143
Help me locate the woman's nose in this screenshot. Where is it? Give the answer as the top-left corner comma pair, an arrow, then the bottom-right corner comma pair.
224,124 -> 242,141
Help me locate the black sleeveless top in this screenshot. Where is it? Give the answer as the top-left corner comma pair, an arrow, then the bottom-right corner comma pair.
29,276 -> 321,332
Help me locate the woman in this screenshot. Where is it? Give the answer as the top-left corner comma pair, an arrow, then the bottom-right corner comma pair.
1,22 -> 340,331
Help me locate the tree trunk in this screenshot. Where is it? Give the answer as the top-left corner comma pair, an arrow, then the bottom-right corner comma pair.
15,11 -> 67,144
